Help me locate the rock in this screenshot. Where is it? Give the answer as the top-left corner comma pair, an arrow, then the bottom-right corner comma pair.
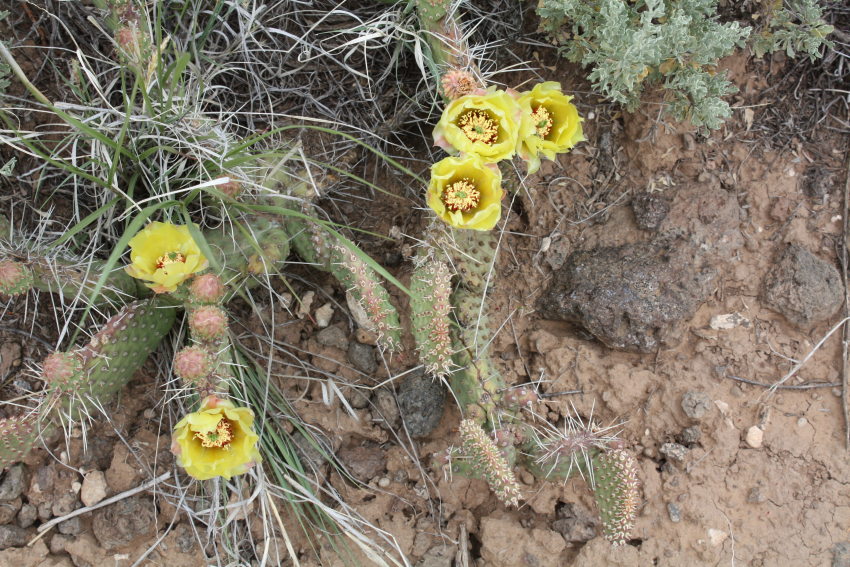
415,544 -> 455,567
552,502 -> 598,543
631,192 -> 670,230
681,391 -> 712,419
681,426 -> 702,445
480,517 -> 566,567
659,443 -> 688,462
347,388 -> 371,409
708,528 -> 728,546
537,239 -> 715,352
0,540 -> 68,567
0,525 -> 29,549
762,244 -> 844,328
372,388 -> 400,429
709,313 -> 749,330
91,495 -> 155,550
397,369 -> 445,438
0,465 -> 25,501
745,426 -> 764,449
63,533 -> 109,567
16,504 -> 36,528
315,302 -> 334,327
316,325 -> 349,350
80,471 -> 108,508
337,444 -> 385,482
0,498 -> 21,525
347,342 -> 377,375
57,517 -> 81,536
290,431 -> 331,479
667,502 -> 681,523
51,491 -> 77,518
833,542 -> 850,567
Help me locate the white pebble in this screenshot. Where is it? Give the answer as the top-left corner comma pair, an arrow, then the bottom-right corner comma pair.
315,302 -> 334,327
745,426 -> 764,449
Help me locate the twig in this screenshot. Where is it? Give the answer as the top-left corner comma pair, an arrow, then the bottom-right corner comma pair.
763,316 -> 850,397
30,471 -> 171,542
841,144 -> 850,448
727,374 -> 840,390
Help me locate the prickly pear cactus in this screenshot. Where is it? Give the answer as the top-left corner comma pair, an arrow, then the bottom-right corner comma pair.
410,256 -> 454,378
594,447 -> 641,545
45,298 -> 176,422
0,413 -> 44,469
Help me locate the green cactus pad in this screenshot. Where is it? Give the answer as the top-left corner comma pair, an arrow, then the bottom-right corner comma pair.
457,419 -> 521,506
0,413 -> 43,470
410,258 -> 454,378
0,260 -> 34,295
440,230 -> 497,293
416,0 -> 451,26
52,297 -> 176,421
592,448 -> 641,546
201,215 -> 290,284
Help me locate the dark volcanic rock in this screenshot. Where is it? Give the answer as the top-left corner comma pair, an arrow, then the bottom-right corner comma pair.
631,192 -> 670,230
762,244 -> 844,329
397,369 -> 445,438
537,239 -> 715,352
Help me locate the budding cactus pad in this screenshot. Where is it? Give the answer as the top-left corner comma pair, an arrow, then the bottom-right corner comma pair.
54,298 -> 176,420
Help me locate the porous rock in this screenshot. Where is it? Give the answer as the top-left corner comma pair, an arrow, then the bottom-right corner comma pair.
631,192 -> 670,230
397,369 -> 445,438
537,239 -> 715,352
762,244 -> 844,328
91,495 -> 155,550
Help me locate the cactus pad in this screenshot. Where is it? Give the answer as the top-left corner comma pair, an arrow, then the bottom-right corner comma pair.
593,448 -> 641,546
410,258 -> 454,378
0,413 -> 42,470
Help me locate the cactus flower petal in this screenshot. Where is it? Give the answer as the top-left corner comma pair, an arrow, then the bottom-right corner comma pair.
125,222 -> 208,293
517,82 -> 585,174
172,396 -> 261,481
427,155 -> 504,231
433,89 -> 526,163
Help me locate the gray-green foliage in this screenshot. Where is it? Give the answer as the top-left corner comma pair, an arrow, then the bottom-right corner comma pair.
538,0 -> 749,129
751,0 -> 834,60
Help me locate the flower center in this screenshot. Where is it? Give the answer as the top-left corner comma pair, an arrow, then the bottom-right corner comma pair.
458,110 -> 499,145
531,105 -> 553,139
156,251 -> 186,271
195,418 -> 234,449
442,178 -> 481,213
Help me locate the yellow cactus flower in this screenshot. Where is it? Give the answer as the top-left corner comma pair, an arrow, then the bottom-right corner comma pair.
517,82 -> 585,174
433,89 -> 526,163
171,396 -> 261,481
125,222 -> 208,293
427,154 -> 504,231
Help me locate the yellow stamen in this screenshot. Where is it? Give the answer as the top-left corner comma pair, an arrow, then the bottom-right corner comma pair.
195,418 -> 234,449
442,178 -> 481,213
457,110 -> 499,145
156,251 -> 187,271
531,105 -> 553,139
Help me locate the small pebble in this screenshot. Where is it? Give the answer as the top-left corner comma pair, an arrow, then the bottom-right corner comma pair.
681,426 -> 702,445
667,503 -> 681,523
681,391 -> 712,419
745,426 -> 764,449
708,528 -> 728,546
378,477 -> 390,488
314,302 -> 334,327
81,471 -> 108,507
659,442 -> 688,462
